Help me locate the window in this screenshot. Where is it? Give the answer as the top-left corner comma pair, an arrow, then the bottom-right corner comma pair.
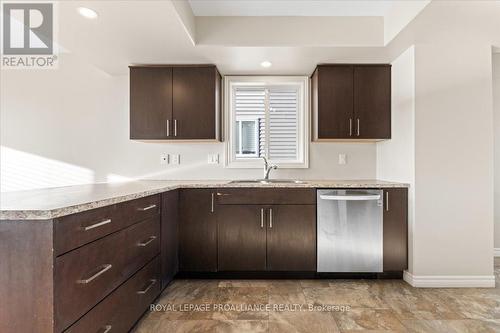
225,76 -> 309,168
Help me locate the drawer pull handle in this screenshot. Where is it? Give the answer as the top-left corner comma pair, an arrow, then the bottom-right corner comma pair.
137,236 -> 157,247
211,193 -> 215,213
216,193 -> 230,196
101,325 -> 112,333
137,279 -> 157,294
77,264 -> 112,284
83,219 -> 112,231
138,204 -> 156,211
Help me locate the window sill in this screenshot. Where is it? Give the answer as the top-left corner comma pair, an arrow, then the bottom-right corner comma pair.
225,160 -> 309,169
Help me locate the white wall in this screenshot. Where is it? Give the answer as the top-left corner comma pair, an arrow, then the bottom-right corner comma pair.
377,46 -> 415,272
494,53 -> 500,249
0,53 -> 377,192
384,1 -> 499,285
413,44 -> 493,279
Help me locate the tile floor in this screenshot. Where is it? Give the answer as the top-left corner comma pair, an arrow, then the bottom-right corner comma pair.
132,259 -> 500,332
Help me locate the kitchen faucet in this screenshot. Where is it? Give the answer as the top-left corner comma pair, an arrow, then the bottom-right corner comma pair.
262,156 -> 277,180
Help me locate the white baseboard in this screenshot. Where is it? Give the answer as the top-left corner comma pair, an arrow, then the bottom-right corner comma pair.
494,248 -> 500,257
403,270 -> 495,288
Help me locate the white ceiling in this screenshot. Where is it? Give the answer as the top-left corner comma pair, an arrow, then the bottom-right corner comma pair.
55,1 -> 431,75
189,0 -> 395,17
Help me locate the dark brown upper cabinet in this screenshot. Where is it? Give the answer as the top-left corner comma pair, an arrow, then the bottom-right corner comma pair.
129,65 -> 222,141
130,67 -> 172,139
312,64 -> 391,141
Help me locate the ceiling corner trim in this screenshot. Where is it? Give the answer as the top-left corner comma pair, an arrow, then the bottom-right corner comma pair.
383,0 -> 431,46
171,0 -> 197,45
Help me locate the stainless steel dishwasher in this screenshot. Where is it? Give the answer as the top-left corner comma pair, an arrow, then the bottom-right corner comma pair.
317,189 -> 383,272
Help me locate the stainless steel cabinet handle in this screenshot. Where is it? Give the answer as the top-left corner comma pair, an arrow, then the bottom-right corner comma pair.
102,325 -> 113,333
211,193 -> 215,213
102,325 -> 112,333
77,264 -> 112,284
269,208 -> 273,229
349,118 -> 353,136
83,218 -> 111,231
137,236 -> 156,247
137,279 -> 157,294
357,119 -> 360,137
174,119 -> 178,137
138,204 -> 156,211
385,192 -> 389,211
166,119 -> 170,137
260,208 -> 264,228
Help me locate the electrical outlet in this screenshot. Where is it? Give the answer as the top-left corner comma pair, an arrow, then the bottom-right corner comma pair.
170,154 -> 180,165
208,153 -> 219,164
338,153 -> 347,165
160,153 -> 169,165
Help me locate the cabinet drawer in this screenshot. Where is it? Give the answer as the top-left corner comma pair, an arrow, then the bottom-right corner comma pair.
55,216 -> 160,332
54,195 -> 160,256
216,188 -> 316,205
120,195 -> 160,226
65,256 -> 161,333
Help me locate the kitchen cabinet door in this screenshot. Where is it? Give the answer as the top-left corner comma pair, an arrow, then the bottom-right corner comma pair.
217,205 -> 267,271
354,65 -> 391,139
266,205 -> 316,271
172,66 -> 221,140
130,66 -> 172,139
313,65 -> 354,140
383,188 -> 408,272
179,189 -> 217,272
160,190 -> 179,289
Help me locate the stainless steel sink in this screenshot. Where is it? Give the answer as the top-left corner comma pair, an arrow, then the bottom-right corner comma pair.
229,179 -> 305,184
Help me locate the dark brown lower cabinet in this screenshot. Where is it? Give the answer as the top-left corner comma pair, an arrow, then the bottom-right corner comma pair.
267,205 -> 316,271
383,188 -> 408,272
65,256 -> 161,333
161,190 -> 179,289
179,189 -> 217,272
217,204 -> 316,272
218,205 -> 267,271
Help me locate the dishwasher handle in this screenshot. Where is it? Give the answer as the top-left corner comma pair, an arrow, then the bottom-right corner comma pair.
319,193 -> 381,201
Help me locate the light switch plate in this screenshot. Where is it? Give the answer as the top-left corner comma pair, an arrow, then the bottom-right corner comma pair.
338,153 -> 347,165
170,154 -> 180,165
160,153 -> 169,165
208,153 -> 219,164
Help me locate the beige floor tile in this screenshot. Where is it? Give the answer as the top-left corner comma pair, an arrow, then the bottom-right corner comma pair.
303,287 -> 388,308
333,308 -> 406,332
133,319 -> 219,333
401,319 -> 500,333
215,320 -> 268,333
134,261 -> 500,332
218,280 -> 271,288
269,310 -> 341,333
216,286 -> 269,304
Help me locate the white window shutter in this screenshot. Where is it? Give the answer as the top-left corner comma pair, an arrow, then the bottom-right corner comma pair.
268,88 -> 298,160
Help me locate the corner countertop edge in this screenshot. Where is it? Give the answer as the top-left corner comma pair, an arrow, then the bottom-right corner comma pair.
0,180 -> 409,220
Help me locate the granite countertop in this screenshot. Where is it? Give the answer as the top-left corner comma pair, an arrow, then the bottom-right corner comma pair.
0,179 -> 409,220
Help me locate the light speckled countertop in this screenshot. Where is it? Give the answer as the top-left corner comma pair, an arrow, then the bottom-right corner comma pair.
0,180 -> 408,220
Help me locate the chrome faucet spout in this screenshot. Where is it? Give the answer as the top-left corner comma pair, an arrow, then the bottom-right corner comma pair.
262,156 -> 277,180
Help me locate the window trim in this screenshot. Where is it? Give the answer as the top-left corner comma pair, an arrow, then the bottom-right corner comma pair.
224,76 -> 310,169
